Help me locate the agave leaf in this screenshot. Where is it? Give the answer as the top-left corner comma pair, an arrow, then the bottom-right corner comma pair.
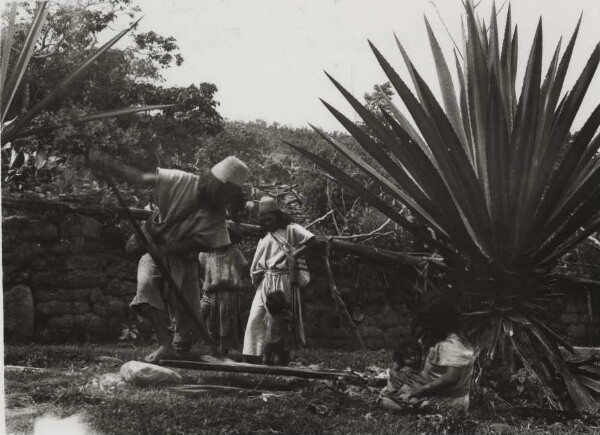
1,2 -> 49,123
308,121 -> 447,238
375,84 -> 430,157
393,33 -> 426,109
577,134 -> 600,172
530,104 -> 600,242
577,365 -> 600,377
3,16 -> 143,142
527,37 -> 563,186
499,4 -> 515,126
510,27 -> 519,117
370,41 -> 494,252
325,74 -> 468,244
487,2 -> 500,72
516,327 -> 555,382
10,104 -> 174,140
540,214 -> 600,267
453,50 -> 475,160
508,20 -> 544,254
464,0 -> 490,190
542,44 -> 599,168
379,108 -> 484,259
546,15 -> 582,122
522,44 -> 600,243
319,95 -> 427,200
0,2 -> 18,97
529,316 -> 575,354
323,73 -> 431,190
485,315 -> 503,360
282,139 -> 447,254
510,333 -> 561,409
424,17 -> 469,155
486,69 -> 511,258
579,376 -> 600,394
411,68 -> 494,254
537,150 -> 600,245
528,324 -> 598,413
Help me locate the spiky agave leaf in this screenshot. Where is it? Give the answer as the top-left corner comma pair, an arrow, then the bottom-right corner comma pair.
9,105 -> 175,140
285,0 -> 600,411
0,2 -> 18,97
1,1 -> 48,123
0,3 -> 158,144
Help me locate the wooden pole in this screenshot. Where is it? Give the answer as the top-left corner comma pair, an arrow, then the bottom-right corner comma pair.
102,176 -> 213,345
323,239 -> 367,350
159,359 -> 360,381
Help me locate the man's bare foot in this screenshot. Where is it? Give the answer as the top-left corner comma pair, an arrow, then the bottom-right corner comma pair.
144,344 -> 176,363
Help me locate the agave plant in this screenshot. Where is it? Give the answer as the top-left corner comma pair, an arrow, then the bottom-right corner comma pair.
285,0 -> 600,412
0,1 -> 172,168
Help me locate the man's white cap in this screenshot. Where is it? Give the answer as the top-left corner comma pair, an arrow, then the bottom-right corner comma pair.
210,156 -> 249,187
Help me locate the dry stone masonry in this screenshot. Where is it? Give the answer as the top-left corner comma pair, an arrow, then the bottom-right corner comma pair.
3,200 -> 138,343
2,198 -> 594,348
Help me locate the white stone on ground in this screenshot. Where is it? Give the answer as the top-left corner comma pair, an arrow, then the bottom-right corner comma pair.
120,361 -> 182,386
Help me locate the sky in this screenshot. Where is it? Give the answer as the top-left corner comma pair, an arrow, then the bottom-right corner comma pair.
130,0 -> 600,133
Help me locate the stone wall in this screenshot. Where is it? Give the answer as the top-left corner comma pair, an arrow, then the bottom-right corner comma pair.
547,288 -> 597,346
301,258 -> 414,350
3,201 -> 138,343
3,198 -> 595,349
2,198 -> 415,349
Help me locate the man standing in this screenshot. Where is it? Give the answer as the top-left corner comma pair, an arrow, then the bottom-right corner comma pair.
89,151 -> 248,362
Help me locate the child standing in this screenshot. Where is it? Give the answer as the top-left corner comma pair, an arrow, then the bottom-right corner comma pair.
199,231 -> 250,357
262,290 -> 293,366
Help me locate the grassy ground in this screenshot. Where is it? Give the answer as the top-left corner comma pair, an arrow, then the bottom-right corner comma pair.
4,344 -> 600,434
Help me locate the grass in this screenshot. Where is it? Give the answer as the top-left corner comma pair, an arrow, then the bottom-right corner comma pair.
4,344 -> 600,434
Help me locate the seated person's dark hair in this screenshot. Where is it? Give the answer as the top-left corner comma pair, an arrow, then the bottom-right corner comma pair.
265,290 -> 288,315
415,293 -> 462,342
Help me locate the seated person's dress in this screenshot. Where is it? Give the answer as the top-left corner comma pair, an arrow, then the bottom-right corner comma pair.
379,333 -> 475,412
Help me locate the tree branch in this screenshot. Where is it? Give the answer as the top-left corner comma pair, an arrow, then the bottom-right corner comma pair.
332,218 -> 391,240
305,209 -> 334,229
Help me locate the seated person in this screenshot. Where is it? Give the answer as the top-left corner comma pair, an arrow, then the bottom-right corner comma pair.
379,295 -> 475,412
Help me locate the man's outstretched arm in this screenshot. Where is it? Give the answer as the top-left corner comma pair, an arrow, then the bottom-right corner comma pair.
88,149 -> 158,186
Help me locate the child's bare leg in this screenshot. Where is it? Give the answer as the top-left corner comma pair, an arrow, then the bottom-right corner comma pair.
140,305 -> 175,363
280,350 -> 290,366
262,351 -> 271,366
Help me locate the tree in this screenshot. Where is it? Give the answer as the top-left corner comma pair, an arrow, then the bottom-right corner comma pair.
287,0 -> 600,412
1,0 -> 223,192
363,82 -> 394,124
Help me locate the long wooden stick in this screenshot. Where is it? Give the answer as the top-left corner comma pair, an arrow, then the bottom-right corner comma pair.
103,175 -> 212,344
324,239 -> 366,350
159,359 -> 360,381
